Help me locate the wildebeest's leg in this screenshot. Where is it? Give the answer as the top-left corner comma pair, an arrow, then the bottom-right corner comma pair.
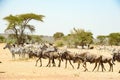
108,61 -> 113,72
97,62 -> 106,71
35,58 -> 40,66
101,63 -> 104,72
77,61 -> 80,69
58,58 -> 61,67
111,64 -> 113,72
65,59 -> 67,68
52,58 -> 56,67
69,60 -> 74,69
82,58 -> 88,71
46,58 -> 51,67
83,62 -> 88,71
102,63 -> 106,71
97,62 -> 100,71
92,62 -> 97,71
39,58 -> 42,67
101,63 -> 106,72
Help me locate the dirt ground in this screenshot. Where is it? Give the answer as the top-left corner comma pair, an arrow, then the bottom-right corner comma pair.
0,43 -> 120,80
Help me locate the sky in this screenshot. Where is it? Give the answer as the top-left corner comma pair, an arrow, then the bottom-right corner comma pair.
0,0 -> 120,38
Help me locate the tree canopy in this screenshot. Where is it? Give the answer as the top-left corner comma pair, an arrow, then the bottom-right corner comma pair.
96,35 -> 108,45
108,33 -> 120,46
64,28 -> 93,48
53,32 -> 64,40
4,13 -> 44,44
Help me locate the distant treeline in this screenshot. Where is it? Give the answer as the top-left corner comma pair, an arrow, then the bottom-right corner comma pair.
1,13 -> 120,47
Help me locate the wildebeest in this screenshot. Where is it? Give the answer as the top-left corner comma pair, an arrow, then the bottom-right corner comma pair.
112,51 -> 120,73
113,51 -> 120,62
33,43 -> 48,66
35,43 -> 61,67
60,50 -> 76,69
73,52 -> 102,71
97,54 -> 115,72
42,48 -> 62,67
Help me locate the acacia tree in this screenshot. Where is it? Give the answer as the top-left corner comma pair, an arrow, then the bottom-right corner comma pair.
63,34 -> 75,48
4,13 -> 44,44
53,32 -> 64,40
108,33 -> 120,46
97,35 -> 108,45
71,28 -> 93,48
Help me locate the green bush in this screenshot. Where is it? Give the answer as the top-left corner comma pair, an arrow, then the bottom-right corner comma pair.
0,36 -> 6,43
54,40 -> 64,47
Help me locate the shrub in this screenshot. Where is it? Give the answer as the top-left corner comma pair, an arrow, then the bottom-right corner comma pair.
54,40 -> 64,47
0,36 -> 6,43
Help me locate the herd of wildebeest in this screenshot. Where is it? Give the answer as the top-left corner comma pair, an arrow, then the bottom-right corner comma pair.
2,43 -> 120,73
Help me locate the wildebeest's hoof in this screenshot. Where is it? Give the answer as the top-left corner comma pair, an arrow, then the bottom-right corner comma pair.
53,65 -> 56,67
119,70 -> 120,73
35,64 -> 37,66
39,65 -> 42,67
77,67 -> 79,69
58,65 -> 60,67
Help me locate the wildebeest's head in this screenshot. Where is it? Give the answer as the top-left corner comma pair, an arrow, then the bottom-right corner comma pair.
3,43 -> 11,49
112,52 -> 120,62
